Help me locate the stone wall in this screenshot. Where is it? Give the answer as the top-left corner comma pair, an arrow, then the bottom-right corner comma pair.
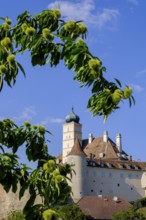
0,185 -> 41,220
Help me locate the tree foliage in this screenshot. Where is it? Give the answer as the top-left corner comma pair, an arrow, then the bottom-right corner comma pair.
0,119 -> 72,219
112,207 -> 146,220
0,9 -> 134,120
0,8 -> 135,220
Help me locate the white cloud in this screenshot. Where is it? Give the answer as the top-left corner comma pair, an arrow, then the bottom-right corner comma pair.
127,0 -> 139,5
13,106 -> 37,122
48,0 -> 120,29
130,84 -> 143,93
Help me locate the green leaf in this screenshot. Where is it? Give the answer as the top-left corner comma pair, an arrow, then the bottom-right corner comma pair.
12,175 -> 18,193
17,62 -> 26,76
0,76 -> 3,91
114,78 -> 122,87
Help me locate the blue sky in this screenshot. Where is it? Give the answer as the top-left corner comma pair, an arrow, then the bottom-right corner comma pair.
0,0 -> 146,166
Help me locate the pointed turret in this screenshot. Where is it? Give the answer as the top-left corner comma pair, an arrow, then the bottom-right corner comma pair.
67,139 -> 87,202
68,138 -> 86,156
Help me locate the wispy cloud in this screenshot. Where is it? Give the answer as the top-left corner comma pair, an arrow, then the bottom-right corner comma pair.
48,0 -> 120,29
13,106 -> 37,122
39,117 -> 64,125
50,118 -> 64,123
136,69 -> 146,77
127,0 -> 139,5
130,84 -> 143,93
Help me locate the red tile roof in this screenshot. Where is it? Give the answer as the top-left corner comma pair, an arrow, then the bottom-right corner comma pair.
84,137 -> 125,160
57,136 -> 146,170
77,196 -> 131,220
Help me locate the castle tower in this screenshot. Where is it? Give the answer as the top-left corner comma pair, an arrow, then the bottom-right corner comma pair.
67,138 -> 87,202
62,108 -> 82,163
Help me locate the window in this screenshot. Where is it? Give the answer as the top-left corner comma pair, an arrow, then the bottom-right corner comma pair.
117,183 -> 120,187
101,172 -> 105,177
91,189 -> 93,192
128,174 -> 132,178
100,190 -> 102,193
109,173 -> 112,177
93,171 -> 96,176
131,187 -> 133,190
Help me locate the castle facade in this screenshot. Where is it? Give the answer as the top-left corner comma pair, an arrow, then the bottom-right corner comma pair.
57,108 -> 146,202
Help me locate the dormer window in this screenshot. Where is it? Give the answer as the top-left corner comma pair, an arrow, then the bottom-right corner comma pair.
119,164 -> 124,169
101,163 -> 105,167
109,163 -> 113,168
99,152 -> 104,158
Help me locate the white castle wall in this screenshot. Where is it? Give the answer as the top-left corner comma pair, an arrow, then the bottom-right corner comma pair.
67,155 -> 86,202
86,167 -> 146,202
141,172 -> 146,189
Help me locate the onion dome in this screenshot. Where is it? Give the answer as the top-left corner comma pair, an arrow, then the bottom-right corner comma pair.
65,108 -> 80,123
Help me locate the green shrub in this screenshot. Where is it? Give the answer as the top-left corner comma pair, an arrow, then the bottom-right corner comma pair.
7,210 -> 25,220
54,204 -> 87,220
131,197 -> 146,209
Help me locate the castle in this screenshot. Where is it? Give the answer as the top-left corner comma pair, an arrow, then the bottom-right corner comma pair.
57,108 -> 146,202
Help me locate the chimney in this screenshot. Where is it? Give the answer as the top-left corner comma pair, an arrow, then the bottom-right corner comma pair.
128,155 -> 132,161
116,133 -> 122,152
103,130 -> 108,142
88,133 -> 93,144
